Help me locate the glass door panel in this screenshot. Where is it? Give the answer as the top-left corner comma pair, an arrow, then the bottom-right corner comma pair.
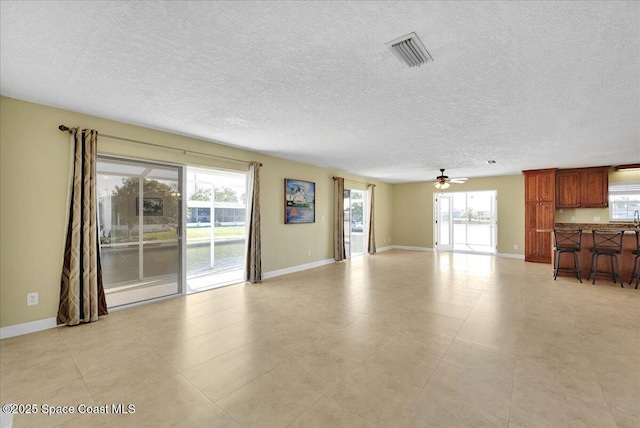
350,190 -> 365,256
436,194 -> 453,251
97,157 -> 182,307
343,189 -> 351,257
186,167 -> 247,293
446,190 -> 497,254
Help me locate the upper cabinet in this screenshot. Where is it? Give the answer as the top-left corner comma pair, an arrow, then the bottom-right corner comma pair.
524,168 -> 556,202
556,166 -> 609,208
556,170 -> 581,207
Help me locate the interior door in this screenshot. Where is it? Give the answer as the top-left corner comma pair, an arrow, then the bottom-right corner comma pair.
435,194 -> 453,251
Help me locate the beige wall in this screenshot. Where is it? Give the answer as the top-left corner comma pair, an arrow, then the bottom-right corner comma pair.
8,94 -> 628,330
392,175 -> 525,255
0,96 -> 392,328
555,169 -> 640,223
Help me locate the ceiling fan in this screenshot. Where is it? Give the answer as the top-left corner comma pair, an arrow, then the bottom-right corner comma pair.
434,168 -> 468,189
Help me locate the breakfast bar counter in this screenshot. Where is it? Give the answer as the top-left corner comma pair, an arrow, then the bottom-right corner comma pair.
553,223 -> 638,284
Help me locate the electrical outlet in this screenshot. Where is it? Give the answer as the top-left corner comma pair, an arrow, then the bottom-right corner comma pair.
558,208 -> 563,213
27,292 -> 38,306
307,250 -> 311,257
514,244 -> 518,250
571,216 -> 576,222
594,216 -> 601,222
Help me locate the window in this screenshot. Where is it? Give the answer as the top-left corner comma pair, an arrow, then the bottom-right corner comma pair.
609,182 -> 640,221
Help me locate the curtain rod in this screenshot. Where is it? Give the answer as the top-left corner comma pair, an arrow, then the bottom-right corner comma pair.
58,125 -> 262,167
333,176 -> 375,187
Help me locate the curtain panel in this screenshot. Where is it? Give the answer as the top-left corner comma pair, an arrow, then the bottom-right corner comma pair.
368,184 -> 377,254
58,128 -> 108,326
245,161 -> 262,283
334,177 -> 346,261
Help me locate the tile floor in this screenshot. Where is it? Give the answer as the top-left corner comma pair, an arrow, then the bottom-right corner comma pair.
1,250 -> 639,427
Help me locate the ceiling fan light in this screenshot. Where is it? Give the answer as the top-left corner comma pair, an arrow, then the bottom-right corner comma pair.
434,181 -> 450,189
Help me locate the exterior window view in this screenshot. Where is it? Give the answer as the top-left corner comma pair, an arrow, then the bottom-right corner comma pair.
97,157 -> 182,307
186,167 -> 247,292
436,190 -> 497,254
344,189 -> 366,257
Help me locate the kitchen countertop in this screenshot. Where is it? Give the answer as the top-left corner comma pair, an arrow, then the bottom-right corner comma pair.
555,223 -> 638,233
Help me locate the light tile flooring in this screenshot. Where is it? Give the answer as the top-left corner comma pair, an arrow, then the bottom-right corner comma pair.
1,250 -> 639,428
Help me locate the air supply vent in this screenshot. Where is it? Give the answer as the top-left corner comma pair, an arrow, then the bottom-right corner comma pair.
387,32 -> 433,68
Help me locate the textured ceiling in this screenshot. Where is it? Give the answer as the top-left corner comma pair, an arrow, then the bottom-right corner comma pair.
1,1 -> 638,183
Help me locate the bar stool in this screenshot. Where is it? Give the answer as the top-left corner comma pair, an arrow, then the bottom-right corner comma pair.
553,229 -> 583,283
629,230 -> 639,289
587,230 -> 624,286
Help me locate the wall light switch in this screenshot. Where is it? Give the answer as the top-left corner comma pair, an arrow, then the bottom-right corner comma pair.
571,216 -> 576,222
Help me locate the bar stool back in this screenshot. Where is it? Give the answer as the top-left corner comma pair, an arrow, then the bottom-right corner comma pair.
553,229 -> 583,283
629,230 -> 639,289
587,230 -> 624,286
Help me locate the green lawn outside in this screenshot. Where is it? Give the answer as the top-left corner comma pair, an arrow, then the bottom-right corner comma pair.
103,226 -> 245,244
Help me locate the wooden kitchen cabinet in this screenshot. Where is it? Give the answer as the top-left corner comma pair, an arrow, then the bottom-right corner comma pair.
556,170 -> 581,207
555,167 -> 609,208
581,167 -> 609,207
525,168 -> 556,202
524,169 -> 556,263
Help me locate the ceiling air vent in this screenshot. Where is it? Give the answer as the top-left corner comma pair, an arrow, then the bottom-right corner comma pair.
387,32 -> 433,68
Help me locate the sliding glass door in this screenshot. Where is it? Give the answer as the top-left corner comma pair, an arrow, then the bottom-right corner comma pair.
343,189 -> 366,257
435,194 -> 453,251
185,167 -> 247,292
435,190 -> 497,254
97,157 -> 182,307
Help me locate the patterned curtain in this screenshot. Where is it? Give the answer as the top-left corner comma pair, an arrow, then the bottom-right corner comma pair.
368,184 -> 377,254
245,161 -> 262,283
58,128 -> 108,326
334,177 -> 346,261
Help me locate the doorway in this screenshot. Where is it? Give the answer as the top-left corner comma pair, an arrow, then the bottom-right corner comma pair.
97,157 -> 182,307
435,190 -> 497,254
344,189 -> 366,257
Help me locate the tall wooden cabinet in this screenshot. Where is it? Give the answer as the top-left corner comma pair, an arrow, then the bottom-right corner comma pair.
524,168 -> 556,263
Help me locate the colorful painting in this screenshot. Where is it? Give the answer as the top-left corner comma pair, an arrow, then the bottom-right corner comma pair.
284,179 -> 315,224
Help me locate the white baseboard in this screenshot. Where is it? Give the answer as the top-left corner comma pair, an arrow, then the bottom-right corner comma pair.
391,245 -> 434,252
376,246 -> 393,252
0,317 -> 58,340
263,258 -> 336,279
497,253 -> 525,259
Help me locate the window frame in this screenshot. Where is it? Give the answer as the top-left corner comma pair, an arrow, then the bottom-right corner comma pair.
608,181 -> 640,222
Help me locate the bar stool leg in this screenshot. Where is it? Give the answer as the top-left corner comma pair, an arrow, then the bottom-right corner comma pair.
629,255 -> 639,289
587,252 -> 596,281
613,255 -> 623,287
573,251 -> 582,283
553,251 -> 560,280
591,254 -> 600,285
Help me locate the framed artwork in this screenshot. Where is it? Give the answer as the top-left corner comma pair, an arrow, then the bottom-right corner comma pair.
136,197 -> 164,216
284,179 -> 315,224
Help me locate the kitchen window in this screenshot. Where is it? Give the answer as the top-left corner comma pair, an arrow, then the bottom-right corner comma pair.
609,182 -> 640,221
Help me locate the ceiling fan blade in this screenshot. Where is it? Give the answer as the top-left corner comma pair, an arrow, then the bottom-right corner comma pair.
450,178 -> 468,183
